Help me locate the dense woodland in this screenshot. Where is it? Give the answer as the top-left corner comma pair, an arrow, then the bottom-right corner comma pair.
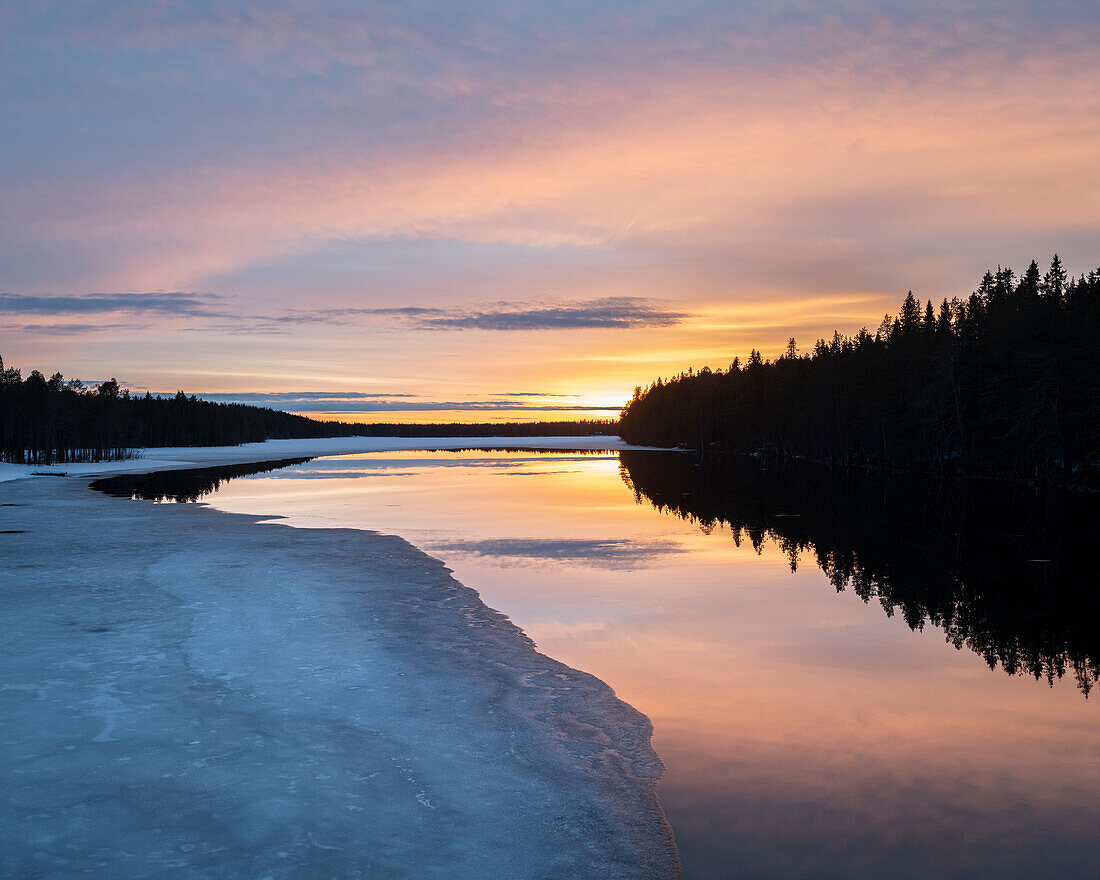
0,359 -> 614,465
620,451 -> 1099,696
0,368 -> 352,464
619,257 -> 1099,486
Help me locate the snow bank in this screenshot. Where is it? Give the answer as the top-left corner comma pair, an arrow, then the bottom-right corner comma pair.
0,472 -> 679,878
0,435 -> 657,482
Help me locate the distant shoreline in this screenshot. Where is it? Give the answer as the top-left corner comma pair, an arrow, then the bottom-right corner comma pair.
0,434 -> 664,483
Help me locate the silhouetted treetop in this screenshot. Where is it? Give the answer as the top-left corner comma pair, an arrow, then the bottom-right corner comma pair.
619,257 -> 1099,486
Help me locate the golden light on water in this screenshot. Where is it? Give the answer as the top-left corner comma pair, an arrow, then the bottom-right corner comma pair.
195,449 -> 1100,877
81,444 -> 1098,874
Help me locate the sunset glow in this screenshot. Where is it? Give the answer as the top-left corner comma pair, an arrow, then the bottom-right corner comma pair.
4,8 -> 1097,878
3,2 -> 1098,416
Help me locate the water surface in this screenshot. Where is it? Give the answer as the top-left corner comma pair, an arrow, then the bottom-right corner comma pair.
95,450 -> 1099,879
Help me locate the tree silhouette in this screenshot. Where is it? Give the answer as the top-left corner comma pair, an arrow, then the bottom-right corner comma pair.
619,258 -> 1099,487
0,363 -> 617,466
620,451 -> 1099,696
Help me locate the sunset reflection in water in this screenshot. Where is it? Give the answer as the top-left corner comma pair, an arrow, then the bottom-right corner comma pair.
141,450 -> 1099,880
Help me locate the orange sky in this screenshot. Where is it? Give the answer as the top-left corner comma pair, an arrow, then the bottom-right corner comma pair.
2,2 -> 1098,419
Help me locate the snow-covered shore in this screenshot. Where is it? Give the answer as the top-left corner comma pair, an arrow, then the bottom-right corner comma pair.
0,441 -> 680,878
0,435 -> 646,482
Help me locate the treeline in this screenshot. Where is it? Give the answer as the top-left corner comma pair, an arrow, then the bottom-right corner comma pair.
0,358 -> 616,465
619,257 -> 1099,486
0,364 -> 360,464
619,451 -> 1099,696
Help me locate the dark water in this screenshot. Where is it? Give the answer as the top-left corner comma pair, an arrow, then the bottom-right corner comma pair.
94,450 -> 1100,878
619,452 -> 1099,698
92,458 -> 314,502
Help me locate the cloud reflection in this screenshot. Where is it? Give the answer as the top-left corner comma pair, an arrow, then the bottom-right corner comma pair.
426,537 -> 683,569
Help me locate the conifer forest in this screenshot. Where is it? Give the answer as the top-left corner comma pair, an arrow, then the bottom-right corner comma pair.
619,258 -> 1099,487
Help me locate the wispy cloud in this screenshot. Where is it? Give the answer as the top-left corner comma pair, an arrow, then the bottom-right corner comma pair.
0,292 -> 220,317
167,392 -> 619,414
189,391 -> 420,403
1,322 -> 142,334
273,297 -> 688,332
0,291 -> 684,334
411,298 -> 687,331
497,391 -> 583,398
3,1 -> 1098,395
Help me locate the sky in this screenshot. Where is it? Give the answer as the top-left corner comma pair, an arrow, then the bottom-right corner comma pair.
2,1 -> 1098,422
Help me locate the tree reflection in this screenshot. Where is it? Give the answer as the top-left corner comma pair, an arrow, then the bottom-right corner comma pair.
90,458 -> 312,503
619,452 -> 1099,697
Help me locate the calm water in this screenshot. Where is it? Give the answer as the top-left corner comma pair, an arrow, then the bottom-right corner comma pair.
95,450 -> 1099,879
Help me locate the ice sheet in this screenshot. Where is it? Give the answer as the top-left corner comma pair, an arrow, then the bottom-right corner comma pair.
0,470 -> 678,878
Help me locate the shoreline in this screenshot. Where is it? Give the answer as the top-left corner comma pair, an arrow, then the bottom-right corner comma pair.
1,443 -> 680,878
0,435 -> 661,483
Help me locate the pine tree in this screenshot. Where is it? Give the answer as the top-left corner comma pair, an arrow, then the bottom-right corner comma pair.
899,291 -> 922,332
1042,254 -> 1067,301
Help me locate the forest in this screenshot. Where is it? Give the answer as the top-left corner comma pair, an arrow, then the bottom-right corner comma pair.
0,359 -> 614,466
619,257 -> 1099,486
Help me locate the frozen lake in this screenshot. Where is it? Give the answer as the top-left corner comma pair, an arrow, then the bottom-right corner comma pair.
99,447 -> 1099,879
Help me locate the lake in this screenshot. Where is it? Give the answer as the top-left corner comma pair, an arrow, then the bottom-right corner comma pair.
94,448 -> 1099,879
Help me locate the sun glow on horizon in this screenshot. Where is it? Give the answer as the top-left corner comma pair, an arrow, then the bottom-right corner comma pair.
1,2 -> 1097,399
